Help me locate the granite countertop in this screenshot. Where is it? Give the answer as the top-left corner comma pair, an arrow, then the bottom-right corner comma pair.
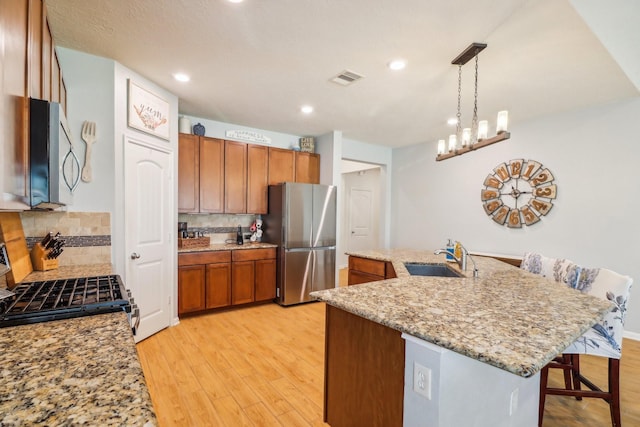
0,312 -> 156,426
311,248 -> 614,378
178,241 -> 277,253
20,264 -> 114,282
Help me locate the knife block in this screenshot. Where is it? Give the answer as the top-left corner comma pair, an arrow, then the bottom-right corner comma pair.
30,243 -> 59,271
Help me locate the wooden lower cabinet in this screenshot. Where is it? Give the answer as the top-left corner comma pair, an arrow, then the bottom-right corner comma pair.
325,305 -> 404,426
205,263 -> 232,308
177,264 -> 206,314
232,248 -> 277,304
178,251 -> 231,315
255,258 -> 277,301
178,248 -> 276,315
231,261 -> 255,305
348,255 -> 396,285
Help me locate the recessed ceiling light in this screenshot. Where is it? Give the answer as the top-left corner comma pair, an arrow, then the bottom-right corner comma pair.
447,118 -> 458,125
228,0 -> 244,3
388,59 -> 406,71
173,73 -> 190,82
301,105 -> 314,114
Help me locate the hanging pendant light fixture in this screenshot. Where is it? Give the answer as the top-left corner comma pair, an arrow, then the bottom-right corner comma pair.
436,43 -> 510,161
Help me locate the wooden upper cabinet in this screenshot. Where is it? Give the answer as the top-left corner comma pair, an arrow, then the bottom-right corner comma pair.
224,140 -> 247,213
51,50 -> 60,103
28,0 -> 43,99
295,152 -> 320,184
41,15 -> 51,101
199,136 -> 225,213
178,133 -> 199,213
268,147 -> 295,185
247,144 -> 269,214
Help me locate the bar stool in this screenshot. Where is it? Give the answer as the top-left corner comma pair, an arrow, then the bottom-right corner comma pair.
522,253 -> 633,427
539,267 -> 632,427
521,252 -> 582,393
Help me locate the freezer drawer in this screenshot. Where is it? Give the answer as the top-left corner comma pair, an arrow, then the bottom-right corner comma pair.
278,248 -> 335,306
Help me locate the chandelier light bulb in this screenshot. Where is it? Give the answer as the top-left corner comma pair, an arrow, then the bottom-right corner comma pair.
477,120 -> 489,140
437,140 -> 446,155
448,135 -> 457,152
496,111 -> 509,133
462,128 -> 471,147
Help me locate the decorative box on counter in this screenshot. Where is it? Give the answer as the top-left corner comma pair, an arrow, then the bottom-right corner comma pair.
178,237 -> 210,249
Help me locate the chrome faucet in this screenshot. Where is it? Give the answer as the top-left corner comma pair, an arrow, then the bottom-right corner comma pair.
434,242 -> 479,278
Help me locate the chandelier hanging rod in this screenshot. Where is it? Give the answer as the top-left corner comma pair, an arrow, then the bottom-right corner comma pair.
451,42 -> 487,66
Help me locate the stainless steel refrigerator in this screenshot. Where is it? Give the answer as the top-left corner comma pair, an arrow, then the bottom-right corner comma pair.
264,183 -> 336,306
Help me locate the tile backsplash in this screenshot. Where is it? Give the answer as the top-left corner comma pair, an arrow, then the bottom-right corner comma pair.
20,211 -> 111,266
178,213 -> 261,243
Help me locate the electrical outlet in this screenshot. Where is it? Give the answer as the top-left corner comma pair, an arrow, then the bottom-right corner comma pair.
413,362 -> 431,400
509,388 -> 519,415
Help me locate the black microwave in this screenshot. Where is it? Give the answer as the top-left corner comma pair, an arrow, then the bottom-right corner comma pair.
29,98 -> 80,209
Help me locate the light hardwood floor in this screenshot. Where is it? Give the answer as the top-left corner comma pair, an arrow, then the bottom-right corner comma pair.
137,301 -> 640,427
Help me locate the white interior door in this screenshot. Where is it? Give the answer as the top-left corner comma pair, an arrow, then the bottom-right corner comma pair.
348,187 -> 375,252
124,137 -> 173,342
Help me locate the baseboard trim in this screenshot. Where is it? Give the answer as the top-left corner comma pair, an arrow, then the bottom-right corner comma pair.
624,330 -> 640,341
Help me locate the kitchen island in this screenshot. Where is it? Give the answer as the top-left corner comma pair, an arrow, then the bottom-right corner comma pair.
0,264 -> 156,426
311,249 -> 614,427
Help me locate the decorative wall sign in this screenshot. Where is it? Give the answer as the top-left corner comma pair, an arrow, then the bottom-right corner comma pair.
127,80 -> 170,140
225,130 -> 271,144
481,159 -> 556,228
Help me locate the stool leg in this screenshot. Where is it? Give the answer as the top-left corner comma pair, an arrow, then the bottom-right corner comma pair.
561,354 -> 573,391
539,365 -> 549,427
610,358 -> 621,427
570,354 -> 583,401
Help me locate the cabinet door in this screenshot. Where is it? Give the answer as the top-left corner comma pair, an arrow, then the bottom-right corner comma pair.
0,0 -> 30,208
41,15 -> 52,101
247,144 -> 268,214
295,152 -> 320,184
178,133 -> 199,213
200,137 -> 225,213
232,261 -> 255,305
205,263 -> 231,308
268,147 -> 295,185
28,0 -> 43,99
224,140 -> 247,213
255,258 -> 276,301
178,265 -> 206,314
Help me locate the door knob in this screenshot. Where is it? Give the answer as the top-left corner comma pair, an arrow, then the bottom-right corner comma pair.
130,252 -> 141,260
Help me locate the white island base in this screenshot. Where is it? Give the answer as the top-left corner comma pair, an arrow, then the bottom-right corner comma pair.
403,334 -> 539,427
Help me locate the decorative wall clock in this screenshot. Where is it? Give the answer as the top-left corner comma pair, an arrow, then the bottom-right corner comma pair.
480,159 -> 556,228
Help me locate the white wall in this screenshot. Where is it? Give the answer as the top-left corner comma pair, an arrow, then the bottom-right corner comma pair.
57,49 -> 179,291
180,115 -> 300,150
342,138 -> 393,248
57,48 -> 115,213
391,97 -> 640,335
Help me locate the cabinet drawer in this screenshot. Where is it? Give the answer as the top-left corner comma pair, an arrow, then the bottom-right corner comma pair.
349,256 -> 386,276
232,248 -> 276,262
178,251 -> 231,266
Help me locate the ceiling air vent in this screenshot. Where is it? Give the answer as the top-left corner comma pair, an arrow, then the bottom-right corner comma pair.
330,70 -> 364,86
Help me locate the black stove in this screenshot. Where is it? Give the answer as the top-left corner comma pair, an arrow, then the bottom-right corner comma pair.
0,275 -> 138,331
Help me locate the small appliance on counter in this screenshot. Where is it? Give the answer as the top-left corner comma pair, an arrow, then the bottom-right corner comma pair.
236,225 -> 244,245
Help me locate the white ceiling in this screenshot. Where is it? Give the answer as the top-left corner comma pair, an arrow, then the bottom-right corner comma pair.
45,0 -> 638,148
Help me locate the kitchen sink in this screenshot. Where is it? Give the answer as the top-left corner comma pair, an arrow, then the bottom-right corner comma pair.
404,262 -> 463,278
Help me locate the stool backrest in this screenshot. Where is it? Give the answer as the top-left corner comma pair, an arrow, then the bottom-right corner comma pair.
521,253 -> 632,359
563,268 -> 632,358
521,252 -> 581,288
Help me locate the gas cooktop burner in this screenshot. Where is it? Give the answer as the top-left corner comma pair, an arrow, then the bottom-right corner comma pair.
0,275 -> 134,328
